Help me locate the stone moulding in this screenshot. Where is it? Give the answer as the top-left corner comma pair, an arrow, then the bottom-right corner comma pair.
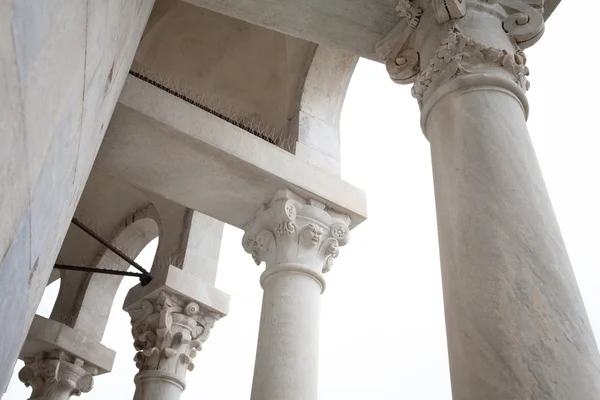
411,28 -> 530,107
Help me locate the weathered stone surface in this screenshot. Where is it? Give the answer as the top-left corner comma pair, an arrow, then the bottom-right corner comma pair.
0,0 -> 155,393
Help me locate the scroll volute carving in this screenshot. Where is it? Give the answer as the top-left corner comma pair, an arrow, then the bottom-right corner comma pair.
376,0 -> 423,84
498,0 -> 545,48
377,0 -> 468,84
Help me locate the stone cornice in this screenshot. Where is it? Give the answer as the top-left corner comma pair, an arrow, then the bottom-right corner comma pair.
242,190 -> 350,291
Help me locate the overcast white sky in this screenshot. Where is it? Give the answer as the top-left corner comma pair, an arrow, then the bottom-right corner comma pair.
5,2 -> 600,399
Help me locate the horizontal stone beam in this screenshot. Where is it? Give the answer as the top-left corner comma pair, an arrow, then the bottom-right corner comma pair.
182,0 -> 397,60
20,316 -> 115,374
181,0 -> 561,60
95,76 -> 367,230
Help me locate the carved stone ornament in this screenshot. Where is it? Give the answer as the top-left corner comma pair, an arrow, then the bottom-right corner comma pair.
127,291 -> 221,378
411,27 -> 530,107
242,193 -> 350,275
376,0 -> 469,84
375,0 -> 424,84
377,0 -> 544,93
432,0 -> 467,23
19,350 -> 97,400
497,0 -> 545,49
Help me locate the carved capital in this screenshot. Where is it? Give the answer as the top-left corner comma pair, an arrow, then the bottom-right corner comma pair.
19,350 -> 97,400
378,0 -> 544,100
127,290 -> 221,380
242,191 -> 350,283
412,28 -> 529,107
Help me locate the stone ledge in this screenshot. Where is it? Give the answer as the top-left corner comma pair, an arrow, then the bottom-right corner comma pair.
123,265 -> 230,316
20,316 -> 116,374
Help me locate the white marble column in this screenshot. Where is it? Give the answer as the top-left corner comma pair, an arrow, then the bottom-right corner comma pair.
379,1 -> 600,398
18,316 -> 115,400
242,189 -> 350,400
124,266 -> 229,400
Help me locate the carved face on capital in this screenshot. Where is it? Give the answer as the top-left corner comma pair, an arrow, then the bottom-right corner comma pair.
302,224 -> 323,246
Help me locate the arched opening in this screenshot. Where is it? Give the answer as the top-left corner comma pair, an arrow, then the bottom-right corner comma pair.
88,238 -> 159,400
35,279 -> 61,319
4,206 -> 160,399
3,239 -> 159,400
67,215 -> 160,341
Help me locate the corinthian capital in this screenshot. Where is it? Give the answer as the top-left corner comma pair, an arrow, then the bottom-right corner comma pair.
127,290 -> 221,381
242,190 -> 351,286
377,0 -> 546,100
18,350 -> 97,400
375,0 -> 547,118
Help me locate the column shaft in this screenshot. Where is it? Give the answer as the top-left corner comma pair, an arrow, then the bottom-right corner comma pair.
251,271 -> 321,400
379,1 -> 600,397
428,86 -> 600,398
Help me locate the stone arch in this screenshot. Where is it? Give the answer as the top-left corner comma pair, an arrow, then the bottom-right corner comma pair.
35,279 -> 62,319
50,205 -> 161,342
293,45 -> 359,176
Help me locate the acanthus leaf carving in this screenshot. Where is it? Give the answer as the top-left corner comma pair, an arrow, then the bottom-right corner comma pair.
378,0 -> 470,84
395,0 -> 423,28
411,28 -> 530,107
127,291 -> 221,377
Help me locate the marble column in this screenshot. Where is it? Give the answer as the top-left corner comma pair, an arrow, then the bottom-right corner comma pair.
124,265 -> 229,400
18,316 -> 115,400
379,1 -> 600,398
242,189 -> 350,400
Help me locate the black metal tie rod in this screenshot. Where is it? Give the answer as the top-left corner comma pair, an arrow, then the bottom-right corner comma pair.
54,264 -> 146,278
53,218 -> 153,286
